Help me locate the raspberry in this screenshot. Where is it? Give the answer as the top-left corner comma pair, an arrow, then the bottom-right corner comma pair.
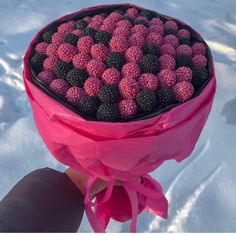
98,84 -> 120,104
100,24 -> 115,34
52,32 -> 65,45
77,36 -> 94,54
88,22 -> 100,30
136,89 -> 157,112
129,33 -> 145,48
173,81 -> 194,102
108,12 -> 122,23
58,43 -> 78,62
71,29 -> 83,37
30,54 -> 47,73
43,57 -> 59,71
192,42 -> 206,56
94,30 -> 112,46
163,35 -> 179,48
176,55 -> 193,68
160,44 -> 176,57
176,45 -> 193,57
109,36 -> 129,53
150,18 -> 164,27
146,33 -> 163,46
131,24 -> 149,36
119,99 -> 138,119
164,20 -> 178,32
143,44 -> 160,57
139,73 -> 158,91
35,42 -> 48,54
192,55 -> 207,68
79,96 -> 100,116
158,69 -> 176,88
156,87 -> 175,108
113,26 -> 130,38
43,31 -> 54,43
73,52 -> 91,69
66,87 -> 85,105
149,25 -> 164,35
84,76 -> 102,96
125,8 -> 138,18
49,79 -> 70,97
118,77 -> 140,100
91,43 -> 109,61
64,33 -> 79,46
76,20 -> 88,30
159,54 -> 176,71
106,52 -> 125,70
192,67 -> 208,88
66,68 -> 88,87
83,16 -> 92,23
175,66 -> 192,82
38,71 -> 56,86
96,104 -> 120,122
58,21 -> 76,33
177,29 -> 190,39
116,20 -> 132,30
125,46 -> 143,63
140,54 -> 159,74
122,62 -> 141,80
102,68 -> 121,85
46,43 -> 59,57
91,15 -> 104,24
87,59 -> 106,78
54,61 -> 73,79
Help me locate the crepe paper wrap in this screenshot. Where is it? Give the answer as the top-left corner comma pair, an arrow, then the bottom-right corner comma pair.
23,4 -> 216,232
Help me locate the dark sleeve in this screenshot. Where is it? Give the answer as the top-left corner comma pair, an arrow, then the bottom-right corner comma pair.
0,168 -> 85,232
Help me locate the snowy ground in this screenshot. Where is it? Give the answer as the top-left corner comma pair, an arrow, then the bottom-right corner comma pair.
0,0 -> 236,232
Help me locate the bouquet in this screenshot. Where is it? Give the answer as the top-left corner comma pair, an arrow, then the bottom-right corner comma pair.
23,4 -> 216,232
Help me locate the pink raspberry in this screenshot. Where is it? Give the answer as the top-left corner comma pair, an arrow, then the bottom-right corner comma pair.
176,45 -> 193,57
136,16 -> 149,23
125,46 -> 143,63
91,15 -> 104,24
108,12 -> 122,23
72,29 -> 83,37
159,54 -> 176,71
58,43 -> 78,62
164,20 -> 178,32
158,69 -> 176,88
88,22 -> 100,30
52,32 -> 65,45
46,43 -> 60,57
57,21 -> 76,33
91,44 -> 109,61
122,62 -> 141,80
38,71 -> 56,86
49,79 -> 70,96
84,77 -> 102,96
131,25 -> 149,36
192,55 -> 207,68
129,33 -> 145,48
109,36 -> 129,53
103,17 -> 117,26
160,44 -> 176,57
83,16 -> 92,23
118,77 -> 140,100
87,59 -> 106,78
116,20 -> 132,30
43,57 -> 59,71
119,99 -> 138,119
192,42 -> 206,56
125,8 -> 138,17
73,52 -> 91,69
175,66 -> 192,82
150,18 -> 164,27
177,29 -> 190,39
100,24 -> 115,33
66,87 -> 86,105
113,27 -> 130,38
35,42 -> 48,54
139,73 -> 158,91
149,25 -> 164,35
77,36 -> 94,54
173,81 -> 194,102
102,68 -> 121,85
147,32 -> 163,46
163,35 -> 179,48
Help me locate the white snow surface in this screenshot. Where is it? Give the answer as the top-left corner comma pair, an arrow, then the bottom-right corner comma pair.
0,0 -> 236,232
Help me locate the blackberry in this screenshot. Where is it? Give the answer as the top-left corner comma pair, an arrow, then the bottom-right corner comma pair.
94,30 -> 112,46
143,44 -> 161,57
134,19 -> 149,28
156,87 -> 176,108
140,54 -> 159,74
122,16 -> 133,24
114,9 -> 125,15
64,33 -> 79,46
76,19 -> 88,30
43,31 -> 54,43
164,28 -> 177,36
139,10 -> 153,20
66,68 -> 88,87
99,12 -> 108,17
106,52 -> 126,70
30,53 -> 47,73
179,38 -> 191,46
54,61 -> 73,79
83,27 -> 97,39
98,84 -> 120,104
176,55 -> 193,68
96,104 -> 120,122
136,89 -> 157,112
79,96 -> 100,116
191,67 -> 208,89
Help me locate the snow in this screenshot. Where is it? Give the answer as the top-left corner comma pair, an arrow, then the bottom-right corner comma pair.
0,0 -> 236,232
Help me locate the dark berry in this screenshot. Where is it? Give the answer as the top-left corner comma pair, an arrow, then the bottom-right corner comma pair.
79,96 -> 99,116
96,104 -> 120,122
176,55 -> 193,68
64,33 -> 79,46
106,52 -> 126,70
30,53 -> 47,73
134,19 -> 149,28
54,61 -> 73,79
140,54 -> 159,74
122,16 -> 133,24
43,31 -> 54,43
76,19 -> 88,30
143,44 -> 161,57
164,28 -> 177,36
83,27 -> 97,39
94,30 -> 112,46
179,38 -> 191,46
98,84 -> 120,104
136,89 -> 157,112
114,9 -> 125,15
191,67 -> 209,89
156,87 -> 176,108
140,10 -> 153,20
66,68 -> 88,87
99,12 -> 108,17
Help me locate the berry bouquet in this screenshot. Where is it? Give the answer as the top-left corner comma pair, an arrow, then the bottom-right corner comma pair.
23,4 -> 216,232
